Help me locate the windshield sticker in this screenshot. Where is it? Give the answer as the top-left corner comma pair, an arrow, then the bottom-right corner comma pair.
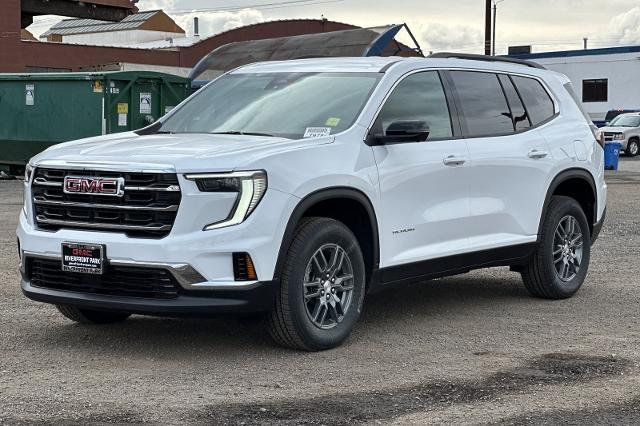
325,117 -> 341,127
304,127 -> 332,138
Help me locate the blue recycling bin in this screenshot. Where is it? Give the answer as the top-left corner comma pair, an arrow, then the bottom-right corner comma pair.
604,142 -> 622,171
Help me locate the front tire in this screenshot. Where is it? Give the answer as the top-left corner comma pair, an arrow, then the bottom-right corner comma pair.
56,305 -> 131,324
521,196 -> 591,299
268,217 -> 366,351
626,139 -> 639,157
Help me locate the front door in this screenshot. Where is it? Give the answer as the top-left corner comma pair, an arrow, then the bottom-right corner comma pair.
371,71 -> 471,269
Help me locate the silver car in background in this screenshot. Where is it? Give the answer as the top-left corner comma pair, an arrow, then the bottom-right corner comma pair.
601,113 -> 640,157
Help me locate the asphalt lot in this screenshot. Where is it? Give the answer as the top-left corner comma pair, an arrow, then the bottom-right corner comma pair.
1,159 -> 640,425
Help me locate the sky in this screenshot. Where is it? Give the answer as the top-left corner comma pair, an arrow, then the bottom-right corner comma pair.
27,0 -> 640,55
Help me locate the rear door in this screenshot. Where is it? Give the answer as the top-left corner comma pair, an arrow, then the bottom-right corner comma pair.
372,70 -> 471,268
447,71 -> 557,252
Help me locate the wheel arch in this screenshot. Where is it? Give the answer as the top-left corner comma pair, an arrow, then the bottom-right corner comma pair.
273,187 -> 380,286
539,168 -> 597,238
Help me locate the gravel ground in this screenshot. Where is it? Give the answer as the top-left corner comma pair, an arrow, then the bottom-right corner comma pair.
1,159 -> 640,425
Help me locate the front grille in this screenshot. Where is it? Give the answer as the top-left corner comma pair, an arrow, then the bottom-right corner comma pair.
604,132 -> 617,142
31,168 -> 181,238
29,258 -> 180,299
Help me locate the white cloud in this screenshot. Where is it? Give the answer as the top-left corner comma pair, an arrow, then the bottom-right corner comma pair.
420,23 -> 483,53
172,9 -> 265,37
137,0 -> 264,37
607,6 -> 640,45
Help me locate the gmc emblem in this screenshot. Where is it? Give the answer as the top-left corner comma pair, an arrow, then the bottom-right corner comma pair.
63,176 -> 125,197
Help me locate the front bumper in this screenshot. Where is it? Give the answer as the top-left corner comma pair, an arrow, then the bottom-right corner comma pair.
21,274 -> 277,316
17,185 -> 298,285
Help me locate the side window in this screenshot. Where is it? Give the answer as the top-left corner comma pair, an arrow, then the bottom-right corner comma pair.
449,71 -> 514,137
374,71 -> 453,139
498,74 -> 531,132
512,76 -> 555,125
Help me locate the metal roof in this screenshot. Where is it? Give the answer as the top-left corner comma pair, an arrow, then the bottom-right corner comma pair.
189,25 -> 423,80
41,10 -> 161,37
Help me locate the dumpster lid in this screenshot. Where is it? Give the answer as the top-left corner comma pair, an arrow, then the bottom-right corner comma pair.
188,24 -> 423,81
0,71 -> 189,82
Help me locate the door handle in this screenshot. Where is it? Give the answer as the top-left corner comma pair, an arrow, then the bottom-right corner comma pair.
528,149 -> 549,159
443,155 -> 466,166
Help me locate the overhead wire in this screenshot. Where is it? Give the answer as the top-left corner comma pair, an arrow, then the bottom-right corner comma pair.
165,0 -> 345,14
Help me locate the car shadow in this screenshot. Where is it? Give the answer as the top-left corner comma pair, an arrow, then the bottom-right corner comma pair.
30,269 -> 536,357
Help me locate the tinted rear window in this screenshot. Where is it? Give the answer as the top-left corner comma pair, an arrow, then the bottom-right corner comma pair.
499,74 -> 531,131
512,76 -> 555,125
449,71 -> 514,137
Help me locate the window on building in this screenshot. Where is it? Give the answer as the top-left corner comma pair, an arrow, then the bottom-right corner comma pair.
449,71 -> 514,137
373,71 -> 453,139
582,79 -> 608,103
512,76 -> 556,125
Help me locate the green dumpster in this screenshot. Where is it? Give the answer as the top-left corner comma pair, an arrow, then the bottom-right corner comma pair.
0,71 -> 190,167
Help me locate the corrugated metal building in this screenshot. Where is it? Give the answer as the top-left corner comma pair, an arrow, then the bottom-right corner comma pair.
41,10 -> 185,46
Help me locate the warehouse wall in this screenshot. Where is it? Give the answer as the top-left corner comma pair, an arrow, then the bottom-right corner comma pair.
61,29 -> 186,46
2,16 -> 385,73
533,52 -> 640,122
0,0 -> 23,73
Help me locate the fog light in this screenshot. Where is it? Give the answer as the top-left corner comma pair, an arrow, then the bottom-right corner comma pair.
232,252 -> 257,281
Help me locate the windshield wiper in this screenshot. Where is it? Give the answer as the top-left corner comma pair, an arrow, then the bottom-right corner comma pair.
210,131 -> 276,137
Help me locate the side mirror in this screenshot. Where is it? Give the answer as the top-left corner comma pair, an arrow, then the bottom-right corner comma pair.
369,120 -> 430,145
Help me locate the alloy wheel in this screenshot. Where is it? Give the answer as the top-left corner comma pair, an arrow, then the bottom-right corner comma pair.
303,244 -> 355,329
553,215 -> 584,282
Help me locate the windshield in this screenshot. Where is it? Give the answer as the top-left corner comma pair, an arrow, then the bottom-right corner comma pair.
609,115 -> 640,127
159,72 -> 381,139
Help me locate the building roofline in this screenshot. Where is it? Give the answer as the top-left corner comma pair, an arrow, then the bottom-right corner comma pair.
509,45 -> 640,60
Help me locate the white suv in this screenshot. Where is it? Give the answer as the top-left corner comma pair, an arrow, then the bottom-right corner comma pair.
18,55 -> 606,351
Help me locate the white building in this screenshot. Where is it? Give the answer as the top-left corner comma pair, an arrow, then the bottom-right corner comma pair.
40,10 -> 185,47
511,46 -> 640,125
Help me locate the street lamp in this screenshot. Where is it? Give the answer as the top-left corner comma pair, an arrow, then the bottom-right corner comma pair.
492,0 -> 505,56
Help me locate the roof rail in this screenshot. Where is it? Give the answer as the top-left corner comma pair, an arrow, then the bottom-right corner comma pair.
427,52 -> 546,70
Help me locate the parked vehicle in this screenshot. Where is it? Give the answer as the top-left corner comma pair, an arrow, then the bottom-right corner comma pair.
17,55 -> 606,351
600,109 -> 640,127
600,112 -> 640,157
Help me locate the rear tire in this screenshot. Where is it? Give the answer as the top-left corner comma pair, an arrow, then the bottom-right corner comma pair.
268,217 -> 366,351
626,139 -> 639,157
521,196 -> 591,299
56,305 -> 131,324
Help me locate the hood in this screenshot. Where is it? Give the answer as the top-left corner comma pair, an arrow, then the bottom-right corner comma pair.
31,132 -> 333,173
600,126 -> 634,133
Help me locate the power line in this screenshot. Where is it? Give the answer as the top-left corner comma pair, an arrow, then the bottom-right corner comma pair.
166,0 -> 344,14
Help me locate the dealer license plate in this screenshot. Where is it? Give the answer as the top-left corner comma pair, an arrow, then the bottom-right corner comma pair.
61,243 -> 105,275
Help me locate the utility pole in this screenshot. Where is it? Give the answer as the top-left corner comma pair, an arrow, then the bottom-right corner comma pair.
583,37 -> 588,50
492,0 -> 505,56
485,0 -> 492,55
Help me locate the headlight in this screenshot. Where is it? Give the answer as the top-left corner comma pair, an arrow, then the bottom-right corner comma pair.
22,164 -> 34,215
614,133 -> 625,140
24,164 -> 34,182
185,170 -> 267,230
